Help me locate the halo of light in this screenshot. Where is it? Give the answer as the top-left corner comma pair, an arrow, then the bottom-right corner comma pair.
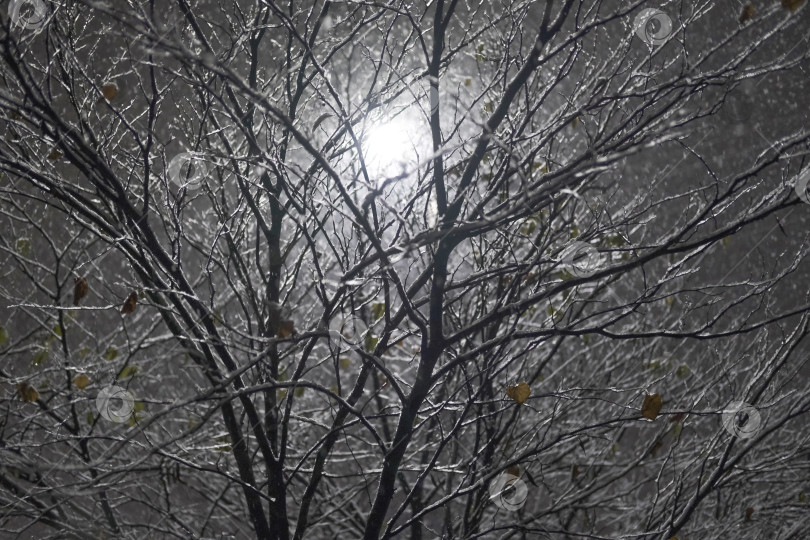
361,116 -> 421,177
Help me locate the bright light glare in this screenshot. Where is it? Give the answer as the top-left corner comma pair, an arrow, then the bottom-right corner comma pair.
362,117 -> 420,177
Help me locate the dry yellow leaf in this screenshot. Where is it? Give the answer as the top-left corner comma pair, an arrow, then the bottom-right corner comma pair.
73,374 -> 90,390
506,381 -> 531,404
642,393 -> 663,421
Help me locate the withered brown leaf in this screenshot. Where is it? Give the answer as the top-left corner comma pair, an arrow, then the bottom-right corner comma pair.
17,382 -> 39,403
73,277 -> 88,306
782,0 -> 805,12
277,319 -> 295,338
121,292 -> 138,314
641,393 -> 663,421
739,4 -> 755,23
101,83 -> 118,101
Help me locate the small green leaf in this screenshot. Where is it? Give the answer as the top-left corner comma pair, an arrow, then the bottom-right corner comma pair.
216,434 -> 229,443
558,270 -> 574,281
339,357 -> 351,369
294,386 -> 306,397
15,238 -> 31,256
0,327 -> 8,346
520,219 -> 536,235
371,302 -> 386,321
86,412 -> 94,425
675,365 -> 690,378
32,348 -> 49,367
103,346 -> 118,361
133,401 -> 146,412
475,44 -> 486,62
120,365 -> 138,378
364,334 -> 379,352
52,324 -> 62,338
